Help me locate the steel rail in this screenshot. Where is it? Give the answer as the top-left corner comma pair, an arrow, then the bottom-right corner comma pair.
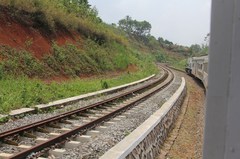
0,68 -> 167,140
11,68 -> 174,159
1,66 -> 174,159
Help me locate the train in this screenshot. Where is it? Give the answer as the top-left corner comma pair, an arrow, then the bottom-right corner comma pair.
185,55 -> 208,88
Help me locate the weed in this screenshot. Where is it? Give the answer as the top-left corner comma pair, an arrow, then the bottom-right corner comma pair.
20,85 -> 28,107
25,38 -> 33,49
124,130 -> 131,136
0,3 -> 161,113
0,65 -> 3,80
101,80 -> 109,89
47,106 -> 56,113
0,59 -> 157,114
0,116 -> 9,123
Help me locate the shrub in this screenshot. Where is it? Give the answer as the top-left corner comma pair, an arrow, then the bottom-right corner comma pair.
0,0 -> 127,45
0,65 -> 4,80
101,80 -> 109,89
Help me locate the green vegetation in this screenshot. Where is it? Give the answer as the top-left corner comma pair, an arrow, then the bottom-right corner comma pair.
0,2 -> 191,113
189,44 -> 209,57
189,34 -> 210,57
153,50 -> 186,71
118,16 -> 151,39
172,59 -> 187,71
0,33 -> 158,113
0,52 -> 157,113
0,0 -> 126,44
0,40 -> 141,78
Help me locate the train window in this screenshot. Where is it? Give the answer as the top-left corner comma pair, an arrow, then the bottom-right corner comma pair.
198,63 -> 203,70
204,63 -> 208,72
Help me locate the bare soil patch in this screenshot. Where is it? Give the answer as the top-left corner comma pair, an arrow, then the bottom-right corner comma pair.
0,6 -> 80,59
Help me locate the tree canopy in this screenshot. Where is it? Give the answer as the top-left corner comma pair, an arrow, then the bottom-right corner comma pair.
118,16 -> 151,38
63,0 -> 89,6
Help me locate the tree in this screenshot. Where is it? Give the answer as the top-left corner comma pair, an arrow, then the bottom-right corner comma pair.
68,0 -> 89,6
147,35 -> 159,49
204,33 -> 210,42
59,0 -> 102,23
158,37 -> 164,44
118,16 -> 134,35
118,16 -> 152,38
157,37 -> 174,49
61,0 -> 84,6
164,39 -> 173,45
204,33 -> 210,47
132,20 -> 151,37
190,44 -> 202,56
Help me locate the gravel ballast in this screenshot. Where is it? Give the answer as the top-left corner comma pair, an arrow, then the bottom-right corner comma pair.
59,74 -> 182,159
0,70 -> 182,158
0,75 -> 161,134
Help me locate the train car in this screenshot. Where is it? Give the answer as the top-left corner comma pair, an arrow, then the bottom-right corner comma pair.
186,56 -> 208,88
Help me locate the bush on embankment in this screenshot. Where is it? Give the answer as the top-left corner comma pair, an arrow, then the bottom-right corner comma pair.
0,50 -> 157,113
0,0 -> 127,45
0,39 -> 142,78
0,1 -> 160,113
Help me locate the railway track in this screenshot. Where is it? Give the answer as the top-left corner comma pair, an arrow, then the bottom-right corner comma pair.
0,66 -> 174,159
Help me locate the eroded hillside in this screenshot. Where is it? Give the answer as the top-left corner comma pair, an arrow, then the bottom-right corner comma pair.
0,0 -> 187,112
0,6 -> 79,58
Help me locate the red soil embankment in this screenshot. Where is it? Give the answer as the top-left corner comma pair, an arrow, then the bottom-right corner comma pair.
0,7 -> 80,59
0,7 -> 137,83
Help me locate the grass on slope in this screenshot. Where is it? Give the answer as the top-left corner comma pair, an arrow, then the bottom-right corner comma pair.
0,0 -> 127,45
0,40 -> 139,78
154,49 -> 187,71
171,59 -> 187,71
0,53 -> 157,113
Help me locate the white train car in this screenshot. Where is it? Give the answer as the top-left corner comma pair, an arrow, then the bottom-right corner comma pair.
186,56 -> 208,88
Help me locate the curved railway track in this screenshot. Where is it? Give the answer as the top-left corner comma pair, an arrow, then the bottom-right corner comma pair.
0,66 -> 174,159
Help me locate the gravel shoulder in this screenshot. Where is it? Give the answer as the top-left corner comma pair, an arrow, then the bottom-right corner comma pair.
59,74 -> 181,159
158,71 -> 206,159
0,70 -> 182,157
0,69 -> 190,158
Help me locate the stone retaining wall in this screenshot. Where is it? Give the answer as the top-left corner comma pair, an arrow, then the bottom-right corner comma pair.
100,77 -> 186,159
126,86 -> 186,159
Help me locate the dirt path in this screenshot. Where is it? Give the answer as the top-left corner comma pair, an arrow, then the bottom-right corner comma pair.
157,71 -> 206,159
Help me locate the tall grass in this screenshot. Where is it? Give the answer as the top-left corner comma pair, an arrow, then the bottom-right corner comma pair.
154,50 -> 186,70
0,52 -> 157,113
0,40 -> 136,78
0,1 -> 160,113
172,59 -> 187,70
0,0 -> 127,45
